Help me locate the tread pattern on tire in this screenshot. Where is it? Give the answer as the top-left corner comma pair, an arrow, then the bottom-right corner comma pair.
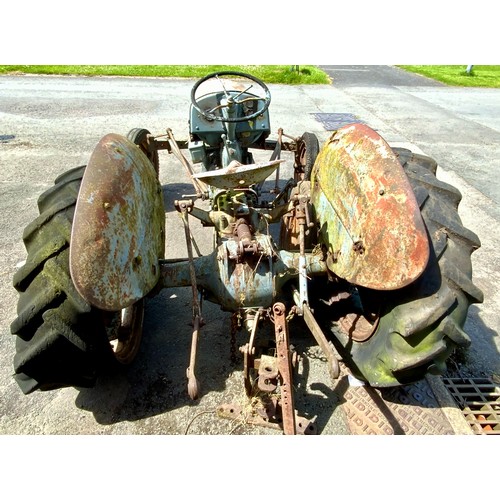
11,166 -> 106,394
316,148 -> 483,387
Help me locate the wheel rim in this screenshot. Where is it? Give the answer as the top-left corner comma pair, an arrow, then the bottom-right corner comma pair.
294,132 -> 319,181
297,141 -> 307,166
338,311 -> 379,342
320,285 -> 380,342
295,141 -> 307,181
105,299 -> 144,364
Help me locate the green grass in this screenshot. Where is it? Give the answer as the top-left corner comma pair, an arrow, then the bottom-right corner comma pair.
4,64 -> 498,87
399,65 -> 500,88
0,65 -> 331,84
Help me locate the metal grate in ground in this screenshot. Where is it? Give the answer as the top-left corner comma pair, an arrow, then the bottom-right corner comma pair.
442,377 -> 500,435
311,113 -> 364,131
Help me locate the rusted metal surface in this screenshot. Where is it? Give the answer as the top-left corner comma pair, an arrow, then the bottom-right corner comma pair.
240,308 -> 261,396
217,403 -> 282,431
310,123 -> 429,290
105,299 -> 145,364
257,355 -> 279,392
70,133 -> 165,311
338,311 -> 380,342
295,192 -> 315,310
215,233 -> 276,310
216,402 -> 317,434
159,247 -> 276,312
159,248 -> 328,313
193,159 -> 284,189
443,378 -> 500,435
166,128 -> 207,196
233,218 -> 260,262
276,249 -> 327,278
187,315 -> 201,400
176,200 -> 202,318
225,305 -> 316,435
177,200 -> 204,400
273,302 -> 296,435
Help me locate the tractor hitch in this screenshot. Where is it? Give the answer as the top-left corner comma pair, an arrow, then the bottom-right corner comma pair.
219,302 -> 317,435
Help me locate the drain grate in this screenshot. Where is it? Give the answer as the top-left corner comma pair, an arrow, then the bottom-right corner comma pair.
311,113 -> 364,131
442,378 -> 500,435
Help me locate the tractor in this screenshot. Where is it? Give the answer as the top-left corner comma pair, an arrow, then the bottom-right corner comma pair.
10,71 -> 483,434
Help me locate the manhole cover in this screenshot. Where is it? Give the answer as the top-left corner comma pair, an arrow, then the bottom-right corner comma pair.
341,374 -> 455,435
442,377 -> 500,435
311,113 -> 364,131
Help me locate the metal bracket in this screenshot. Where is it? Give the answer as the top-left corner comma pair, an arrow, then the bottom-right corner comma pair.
217,402 -> 317,435
228,303 -> 317,434
292,193 -> 314,314
272,302 -> 296,434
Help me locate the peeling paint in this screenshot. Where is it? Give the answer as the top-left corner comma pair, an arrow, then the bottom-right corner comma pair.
70,134 -> 165,311
310,123 -> 429,290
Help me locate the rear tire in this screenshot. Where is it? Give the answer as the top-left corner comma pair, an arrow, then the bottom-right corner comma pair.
311,148 -> 483,387
11,166 -> 144,394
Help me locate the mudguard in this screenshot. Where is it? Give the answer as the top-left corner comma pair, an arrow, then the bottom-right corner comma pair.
310,123 -> 429,290
70,133 -> 165,311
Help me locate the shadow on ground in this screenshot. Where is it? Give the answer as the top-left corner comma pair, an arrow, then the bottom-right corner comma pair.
74,288 -> 345,434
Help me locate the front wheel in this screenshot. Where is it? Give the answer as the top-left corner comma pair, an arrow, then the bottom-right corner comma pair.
279,132 -> 320,251
127,128 -> 159,176
295,132 -> 319,181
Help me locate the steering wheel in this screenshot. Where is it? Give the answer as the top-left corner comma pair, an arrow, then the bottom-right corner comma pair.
190,71 -> 271,123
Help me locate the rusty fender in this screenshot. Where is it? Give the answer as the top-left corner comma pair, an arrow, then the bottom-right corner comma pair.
310,123 -> 429,290
70,134 -> 165,311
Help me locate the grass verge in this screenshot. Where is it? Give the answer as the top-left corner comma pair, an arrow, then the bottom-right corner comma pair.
399,65 -> 500,88
4,64 -> 498,87
0,65 -> 331,84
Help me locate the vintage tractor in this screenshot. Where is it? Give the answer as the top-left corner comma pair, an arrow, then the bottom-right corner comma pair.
10,71 -> 483,434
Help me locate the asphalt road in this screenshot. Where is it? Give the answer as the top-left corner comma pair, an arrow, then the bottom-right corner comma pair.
0,66 -> 499,436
